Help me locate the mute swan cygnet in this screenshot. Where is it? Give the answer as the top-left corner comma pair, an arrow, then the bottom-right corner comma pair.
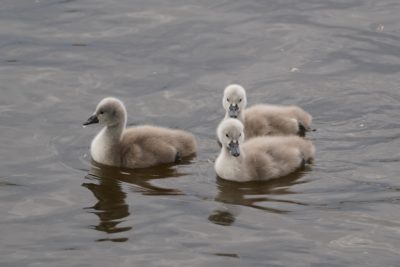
215,119 -> 315,182
222,84 -> 313,138
83,97 -> 197,168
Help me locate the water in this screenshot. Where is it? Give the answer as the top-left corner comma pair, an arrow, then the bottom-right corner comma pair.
1,0 -> 400,266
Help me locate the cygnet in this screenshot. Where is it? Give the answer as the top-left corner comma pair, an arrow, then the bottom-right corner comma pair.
215,119 -> 315,182
83,97 -> 197,168
222,84 -> 313,138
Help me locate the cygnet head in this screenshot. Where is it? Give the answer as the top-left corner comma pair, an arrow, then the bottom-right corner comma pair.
217,118 -> 245,157
83,97 -> 127,127
222,84 -> 247,119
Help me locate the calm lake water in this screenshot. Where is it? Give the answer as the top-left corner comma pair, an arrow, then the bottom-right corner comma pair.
1,0 -> 400,266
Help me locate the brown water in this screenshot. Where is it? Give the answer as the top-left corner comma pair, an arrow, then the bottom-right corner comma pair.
1,0 -> 400,266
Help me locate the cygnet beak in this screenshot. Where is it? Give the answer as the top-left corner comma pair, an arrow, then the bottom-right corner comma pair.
228,141 -> 240,157
83,114 -> 99,126
228,104 -> 239,118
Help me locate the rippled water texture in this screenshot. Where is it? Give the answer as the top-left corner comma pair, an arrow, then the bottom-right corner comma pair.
1,0 -> 400,266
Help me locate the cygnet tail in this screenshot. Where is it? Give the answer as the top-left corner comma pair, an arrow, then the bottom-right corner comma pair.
300,139 -> 315,163
296,109 -> 313,132
176,131 -> 198,157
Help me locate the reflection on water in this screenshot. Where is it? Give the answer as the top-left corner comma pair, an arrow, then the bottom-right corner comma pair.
83,174 -> 130,242
83,160 -> 191,242
208,209 -> 236,226
209,166 -> 311,226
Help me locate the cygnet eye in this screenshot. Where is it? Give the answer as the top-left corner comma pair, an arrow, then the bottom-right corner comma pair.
239,133 -> 241,137
239,99 -> 242,102
227,98 -> 230,102
99,111 -> 104,115
225,134 -> 229,138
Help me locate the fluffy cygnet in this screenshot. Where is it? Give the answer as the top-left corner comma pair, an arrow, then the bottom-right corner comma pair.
222,84 -> 313,138
83,97 -> 197,168
215,119 -> 315,182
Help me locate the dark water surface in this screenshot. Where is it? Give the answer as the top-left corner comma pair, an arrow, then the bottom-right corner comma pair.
1,0 -> 400,266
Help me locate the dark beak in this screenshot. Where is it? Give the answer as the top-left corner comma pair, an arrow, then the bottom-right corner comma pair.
228,141 -> 240,157
228,104 -> 239,118
83,114 -> 99,126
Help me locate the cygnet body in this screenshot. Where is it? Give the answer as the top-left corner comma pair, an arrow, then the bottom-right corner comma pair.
215,119 -> 315,182
84,97 -> 197,168
222,84 -> 313,139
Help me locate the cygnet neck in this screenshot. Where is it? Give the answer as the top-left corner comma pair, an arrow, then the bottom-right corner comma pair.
237,111 -> 245,122
225,111 -> 245,123
103,119 -> 126,142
